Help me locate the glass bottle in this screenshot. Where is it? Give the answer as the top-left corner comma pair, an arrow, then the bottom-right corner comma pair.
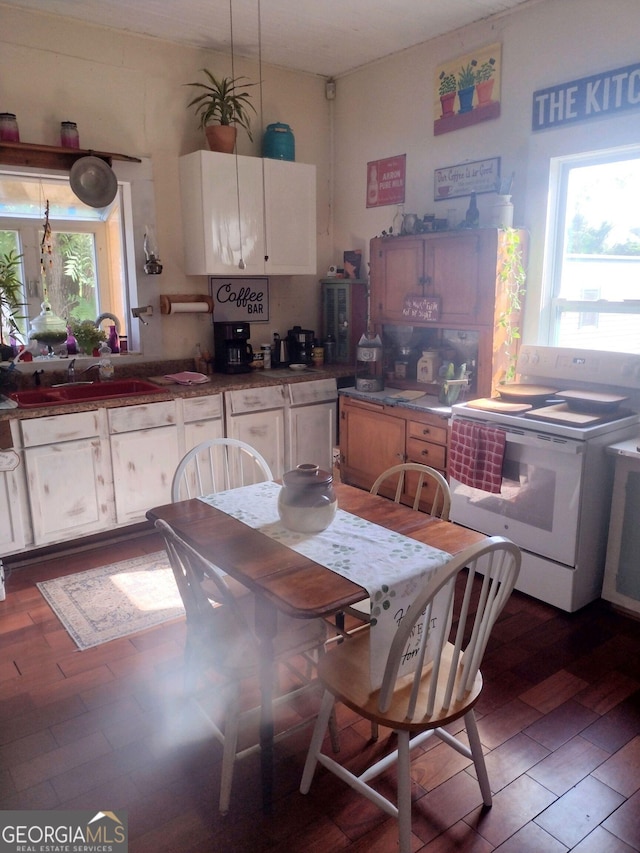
60,121 -> 80,149
465,192 -> 479,228
392,204 -> 405,236
0,113 -> 20,142
107,325 -> 119,353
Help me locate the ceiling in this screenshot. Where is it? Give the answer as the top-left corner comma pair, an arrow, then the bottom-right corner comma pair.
1,0 -> 534,77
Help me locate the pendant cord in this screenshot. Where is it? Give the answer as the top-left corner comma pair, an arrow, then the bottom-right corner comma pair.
230,0 -> 245,269
258,0 -> 268,263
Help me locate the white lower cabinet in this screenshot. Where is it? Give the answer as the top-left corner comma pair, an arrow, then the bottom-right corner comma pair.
179,395 -> 224,454
19,411 -> 113,546
285,379 -> 337,472
109,401 -> 180,524
0,465 -> 27,556
225,386 -> 286,478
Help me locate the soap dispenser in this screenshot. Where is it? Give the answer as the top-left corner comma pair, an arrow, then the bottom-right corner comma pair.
98,343 -> 114,380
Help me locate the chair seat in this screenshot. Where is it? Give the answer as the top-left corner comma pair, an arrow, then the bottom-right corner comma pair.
320,629 -> 482,731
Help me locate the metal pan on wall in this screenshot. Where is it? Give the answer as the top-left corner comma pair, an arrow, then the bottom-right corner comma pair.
69,156 -> 118,208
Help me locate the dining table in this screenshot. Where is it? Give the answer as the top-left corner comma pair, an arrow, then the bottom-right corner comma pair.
147,480 -> 486,813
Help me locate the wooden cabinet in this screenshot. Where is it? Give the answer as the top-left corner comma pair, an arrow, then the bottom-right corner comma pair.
339,395 -> 449,514
321,279 -> 369,363
179,150 -> 316,276
19,411 -> 113,546
109,401 -> 180,524
369,228 -> 528,396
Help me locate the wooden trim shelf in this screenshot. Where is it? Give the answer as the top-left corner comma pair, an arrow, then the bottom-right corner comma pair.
0,140 -> 141,171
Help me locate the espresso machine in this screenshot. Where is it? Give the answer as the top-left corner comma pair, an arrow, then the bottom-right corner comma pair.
213,322 -> 253,373
287,326 -> 315,365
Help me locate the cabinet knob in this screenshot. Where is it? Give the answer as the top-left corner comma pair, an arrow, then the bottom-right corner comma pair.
421,449 -> 429,457
422,428 -> 431,435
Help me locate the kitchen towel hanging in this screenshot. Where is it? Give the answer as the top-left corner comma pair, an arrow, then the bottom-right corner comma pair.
159,295 -> 214,314
449,418 -> 506,493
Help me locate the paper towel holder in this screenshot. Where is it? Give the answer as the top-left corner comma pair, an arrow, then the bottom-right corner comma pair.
159,294 -> 214,315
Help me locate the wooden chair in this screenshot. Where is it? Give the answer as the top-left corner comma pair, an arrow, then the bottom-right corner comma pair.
300,536 -> 521,853
172,437 -> 273,502
370,461 -> 451,519
156,517 -> 334,815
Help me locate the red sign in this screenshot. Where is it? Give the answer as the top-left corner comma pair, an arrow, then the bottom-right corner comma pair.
366,155 -> 406,208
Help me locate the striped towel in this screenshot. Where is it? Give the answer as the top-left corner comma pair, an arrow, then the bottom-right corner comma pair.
449,419 -> 506,494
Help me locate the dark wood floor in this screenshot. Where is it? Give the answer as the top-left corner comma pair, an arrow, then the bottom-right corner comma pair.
1,532 -> 639,852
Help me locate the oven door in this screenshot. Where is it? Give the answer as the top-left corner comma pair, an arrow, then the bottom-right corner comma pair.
450,425 -> 585,566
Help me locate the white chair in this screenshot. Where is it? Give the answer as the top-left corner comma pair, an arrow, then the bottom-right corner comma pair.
300,536 -> 521,853
156,517 -> 333,815
370,461 -> 451,519
171,437 -> 273,502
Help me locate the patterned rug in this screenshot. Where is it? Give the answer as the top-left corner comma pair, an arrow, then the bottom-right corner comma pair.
37,552 -> 185,650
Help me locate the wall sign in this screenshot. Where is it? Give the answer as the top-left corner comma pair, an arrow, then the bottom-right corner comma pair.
366,155 -> 406,208
209,277 -> 269,323
402,294 -> 441,322
434,157 -> 500,201
532,60 -> 640,131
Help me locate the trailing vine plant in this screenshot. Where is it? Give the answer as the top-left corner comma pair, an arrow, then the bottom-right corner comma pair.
496,227 -> 527,383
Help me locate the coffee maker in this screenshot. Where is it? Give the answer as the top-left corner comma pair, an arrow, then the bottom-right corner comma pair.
287,326 -> 315,365
213,322 -> 253,373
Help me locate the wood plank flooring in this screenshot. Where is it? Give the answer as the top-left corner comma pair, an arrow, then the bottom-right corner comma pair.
1,532 -> 639,852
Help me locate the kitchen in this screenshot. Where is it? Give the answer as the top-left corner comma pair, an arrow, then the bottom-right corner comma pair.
1,0 -> 640,849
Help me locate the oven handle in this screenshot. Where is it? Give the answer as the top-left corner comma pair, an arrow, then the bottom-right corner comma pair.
490,425 -> 584,453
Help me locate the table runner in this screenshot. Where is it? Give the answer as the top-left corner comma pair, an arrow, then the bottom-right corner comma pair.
198,481 -> 451,688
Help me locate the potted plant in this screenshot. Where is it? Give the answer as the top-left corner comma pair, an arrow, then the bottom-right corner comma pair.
0,249 -> 26,361
70,318 -> 107,356
438,71 -> 457,117
457,61 -> 477,114
185,70 -> 256,153
475,57 -> 496,106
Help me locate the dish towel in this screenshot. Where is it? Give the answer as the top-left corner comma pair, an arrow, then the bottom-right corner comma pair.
449,418 -> 506,494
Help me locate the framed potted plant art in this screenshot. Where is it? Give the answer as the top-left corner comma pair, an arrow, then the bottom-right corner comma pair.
434,43 -> 502,136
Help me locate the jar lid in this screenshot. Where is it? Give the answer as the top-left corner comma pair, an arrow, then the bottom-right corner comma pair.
282,463 -> 333,488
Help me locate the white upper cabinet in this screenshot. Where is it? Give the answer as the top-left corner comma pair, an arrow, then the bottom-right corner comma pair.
179,150 -> 317,276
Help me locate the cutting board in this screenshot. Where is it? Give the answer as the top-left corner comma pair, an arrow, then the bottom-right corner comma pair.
524,403 -> 607,426
465,398 -> 532,414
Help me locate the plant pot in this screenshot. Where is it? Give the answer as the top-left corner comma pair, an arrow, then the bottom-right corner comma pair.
439,92 -> 456,117
457,85 -> 475,114
205,125 -> 237,154
475,79 -> 495,106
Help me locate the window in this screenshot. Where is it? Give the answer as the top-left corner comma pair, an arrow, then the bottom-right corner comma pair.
0,170 -> 131,353
546,148 -> 640,354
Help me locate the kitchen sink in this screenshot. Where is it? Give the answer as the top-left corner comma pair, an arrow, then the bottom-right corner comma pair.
10,379 -> 165,408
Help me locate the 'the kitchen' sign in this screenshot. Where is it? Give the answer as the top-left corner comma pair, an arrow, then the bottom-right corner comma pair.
532,60 -> 640,131
209,277 -> 270,323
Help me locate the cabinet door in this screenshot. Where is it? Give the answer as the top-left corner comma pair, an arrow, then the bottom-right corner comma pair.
179,150 -> 265,276
370,237 -> 424,323
25,438 -> 113,545
264,159 -> 317,275
340,399 -> 405,490
111,426 -> 180,523
287,401 -> 336,472
0,468 -> 27,555
424,231 -> 482,325
226,411 -> 285,479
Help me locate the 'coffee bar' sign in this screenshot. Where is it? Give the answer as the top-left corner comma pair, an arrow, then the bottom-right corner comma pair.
532,60 -> 640,131
209,277 -> 269,322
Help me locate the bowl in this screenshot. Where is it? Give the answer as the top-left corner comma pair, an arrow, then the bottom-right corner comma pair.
289,364 -> 307,371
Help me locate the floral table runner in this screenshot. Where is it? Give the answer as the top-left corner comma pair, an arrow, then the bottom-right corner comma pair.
198,481 -> 451,689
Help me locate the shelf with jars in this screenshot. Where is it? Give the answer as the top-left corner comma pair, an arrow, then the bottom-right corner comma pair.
0,140 -> 141,171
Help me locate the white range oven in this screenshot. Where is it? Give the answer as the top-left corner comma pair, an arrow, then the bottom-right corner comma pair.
450,346 -> 640,612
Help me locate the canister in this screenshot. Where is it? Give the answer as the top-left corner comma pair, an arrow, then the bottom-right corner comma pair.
60,121 -> 80,149
0,113 -> 19,142
250,351 -> 264,369
417,350 -> 439,384
262,123 -> 295,161
261,344 -> 272,369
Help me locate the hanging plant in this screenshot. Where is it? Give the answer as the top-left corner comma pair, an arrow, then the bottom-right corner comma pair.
496,228 -> 527,383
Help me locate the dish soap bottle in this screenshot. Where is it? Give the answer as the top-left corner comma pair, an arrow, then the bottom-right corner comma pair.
98,343 -> 114,380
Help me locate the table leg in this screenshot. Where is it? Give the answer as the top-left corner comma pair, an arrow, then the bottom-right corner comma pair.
255,595 -> 278,815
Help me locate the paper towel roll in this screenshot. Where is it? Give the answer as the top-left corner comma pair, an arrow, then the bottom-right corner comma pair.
169,301 -> 210,313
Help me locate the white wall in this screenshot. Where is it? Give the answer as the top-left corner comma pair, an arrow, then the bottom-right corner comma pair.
330,0 -> 640,344
3,0 -> 640,355
0,3 -> 332,358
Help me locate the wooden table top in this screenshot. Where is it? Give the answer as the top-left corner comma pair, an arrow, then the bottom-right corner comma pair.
147,482 -> 485,620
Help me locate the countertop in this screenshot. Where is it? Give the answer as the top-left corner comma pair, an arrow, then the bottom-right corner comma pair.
0,360 -> 355,423
339,385 -> 452,418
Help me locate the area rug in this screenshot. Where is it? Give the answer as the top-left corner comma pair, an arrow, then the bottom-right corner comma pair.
37,552 -> 185,650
